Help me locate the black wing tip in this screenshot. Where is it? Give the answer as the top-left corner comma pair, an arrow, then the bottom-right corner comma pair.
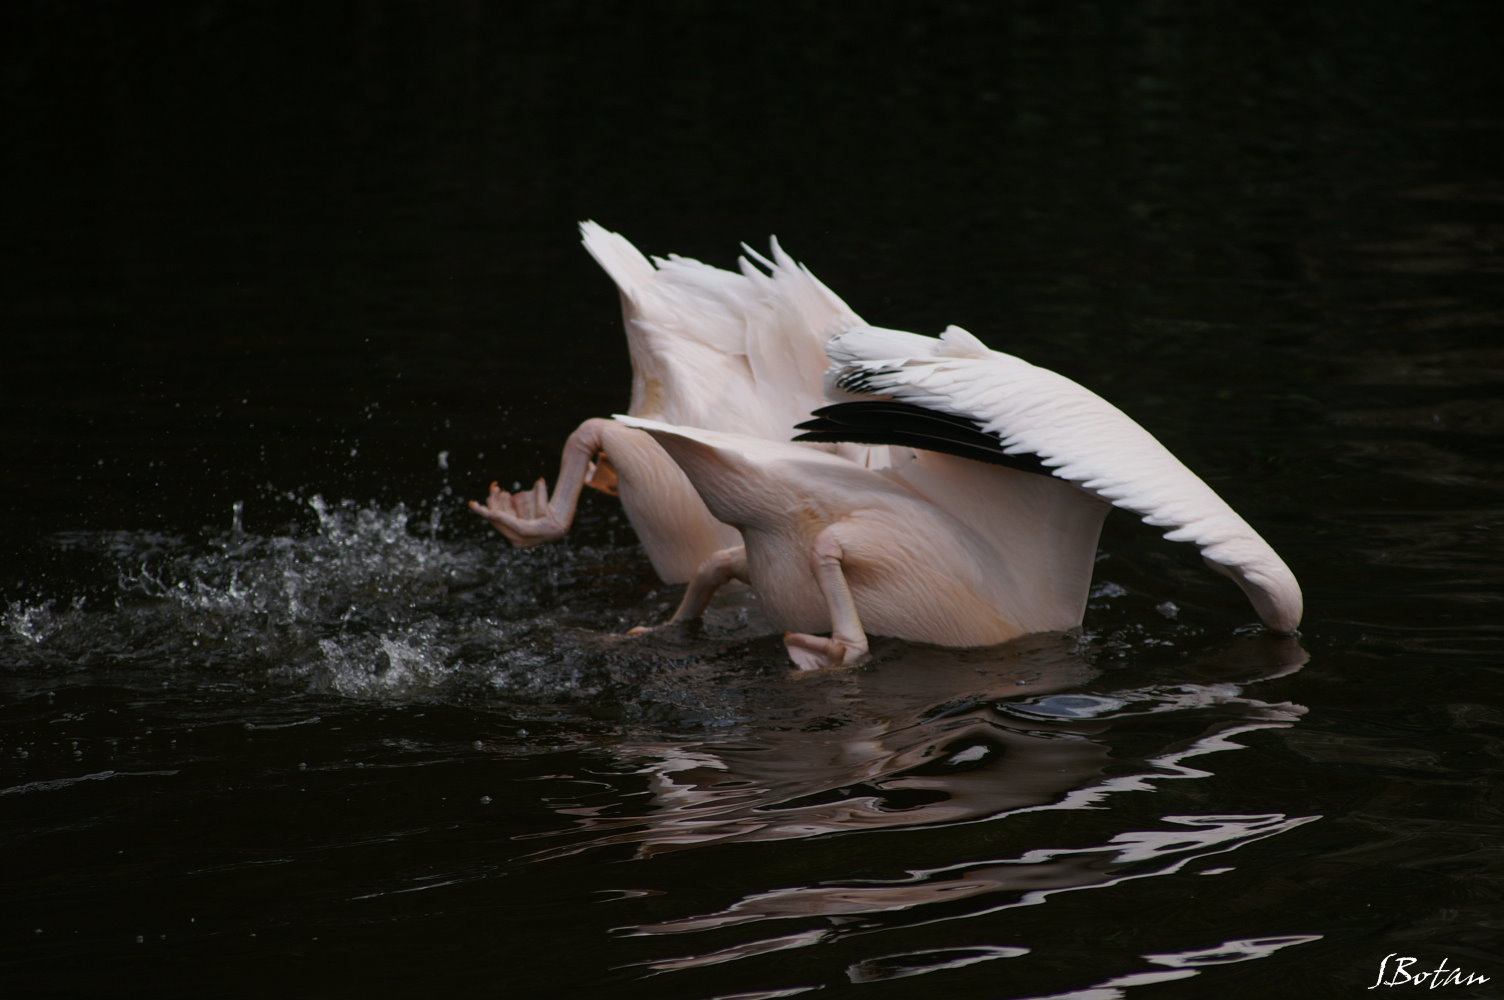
796,401 -> 1054,479
834,368 -> 898,394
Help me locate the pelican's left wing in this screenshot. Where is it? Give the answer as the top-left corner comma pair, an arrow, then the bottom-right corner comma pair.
796,325 -> 1303,632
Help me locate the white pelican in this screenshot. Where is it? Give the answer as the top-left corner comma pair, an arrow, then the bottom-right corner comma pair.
619,325 -> 1302,670
468,222 -> 873,583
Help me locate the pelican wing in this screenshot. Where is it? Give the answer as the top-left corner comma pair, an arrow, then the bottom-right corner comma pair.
798,325 -> 1303,632
735,238 -> 864,412
580,222 -> 859,440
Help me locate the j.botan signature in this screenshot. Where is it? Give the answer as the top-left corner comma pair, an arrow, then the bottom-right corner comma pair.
1370,953 -> 1491,989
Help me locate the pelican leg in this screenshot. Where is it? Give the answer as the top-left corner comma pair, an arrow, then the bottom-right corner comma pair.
629,546 -> 747,635
783,529 -> 870,671
468,417 -> 612,547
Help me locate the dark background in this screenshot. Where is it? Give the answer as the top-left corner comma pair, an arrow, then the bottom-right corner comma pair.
5,0 -> 1496,560
3,3 -> 1502,998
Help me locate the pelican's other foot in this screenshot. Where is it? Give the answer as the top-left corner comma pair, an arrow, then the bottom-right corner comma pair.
467,479 -> 569,548
778,529 -> 870,670
783,631 -> 868,671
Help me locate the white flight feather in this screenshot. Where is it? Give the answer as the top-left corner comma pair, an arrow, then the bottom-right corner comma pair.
825,325 -> 1302,631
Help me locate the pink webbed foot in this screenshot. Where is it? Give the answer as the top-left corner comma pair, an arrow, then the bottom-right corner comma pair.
782,631 -> 869,672
467,479 -> 569,548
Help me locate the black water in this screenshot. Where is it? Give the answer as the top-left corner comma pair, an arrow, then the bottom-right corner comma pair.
4,3 -> 1502,998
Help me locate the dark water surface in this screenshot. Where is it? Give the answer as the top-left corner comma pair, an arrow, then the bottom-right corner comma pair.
4,3 -> 1502,998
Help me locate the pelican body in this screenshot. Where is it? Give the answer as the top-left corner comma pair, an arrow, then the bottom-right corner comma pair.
472,226 -> 1301,670
617,415 -> 1112,669
619,325 -> 1302,670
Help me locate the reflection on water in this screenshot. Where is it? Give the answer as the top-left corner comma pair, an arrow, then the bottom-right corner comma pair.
1006,934 -> 1324,998
492,630 -> 1316,991
525,637 -> 1307,861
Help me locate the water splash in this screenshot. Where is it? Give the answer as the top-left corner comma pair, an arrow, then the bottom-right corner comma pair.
1,494 -> 785,721
2,599 -> 78,644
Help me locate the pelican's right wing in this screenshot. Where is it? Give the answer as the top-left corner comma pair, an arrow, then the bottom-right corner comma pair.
796,325 -> 1303,632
